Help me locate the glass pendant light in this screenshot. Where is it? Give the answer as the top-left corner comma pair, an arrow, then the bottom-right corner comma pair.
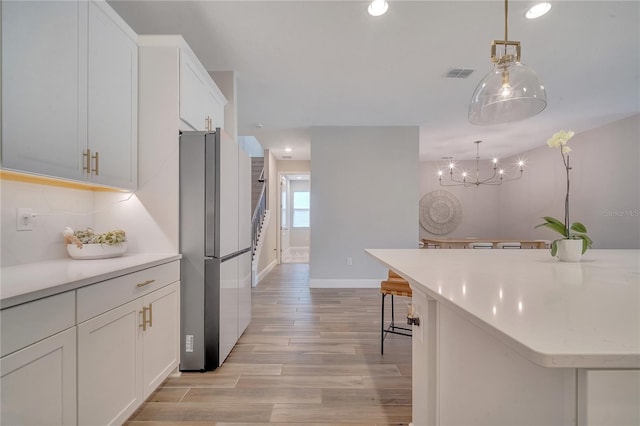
368,0 -> 389,17
469,0 -> 547,125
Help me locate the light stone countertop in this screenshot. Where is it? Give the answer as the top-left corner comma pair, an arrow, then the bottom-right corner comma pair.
1,253 -> 181,309
366,249 -> 640,369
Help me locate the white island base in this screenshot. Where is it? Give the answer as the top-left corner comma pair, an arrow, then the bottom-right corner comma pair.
367,249 -> 640,426
412,288 -> 639,425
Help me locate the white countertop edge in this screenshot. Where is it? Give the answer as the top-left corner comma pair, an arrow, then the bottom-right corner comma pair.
1,253 -> 182,309
367,250 -> 640,370
410,284 -> 640,369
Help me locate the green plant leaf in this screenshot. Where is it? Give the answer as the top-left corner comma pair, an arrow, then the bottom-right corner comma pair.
570,222 -> 588,233
550,240 -> 558,256
535,217 -> 568,237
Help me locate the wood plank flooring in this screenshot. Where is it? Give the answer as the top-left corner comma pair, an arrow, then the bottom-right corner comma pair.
125,263 -> 412,425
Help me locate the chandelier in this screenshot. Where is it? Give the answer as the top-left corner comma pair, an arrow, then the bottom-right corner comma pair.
468,0 -> 547,125
437,141 -> 524,187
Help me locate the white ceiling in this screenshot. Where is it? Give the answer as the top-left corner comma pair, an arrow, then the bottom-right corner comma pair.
109,0 -> 640,161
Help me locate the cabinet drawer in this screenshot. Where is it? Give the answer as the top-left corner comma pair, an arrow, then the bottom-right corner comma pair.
77,260 -> 179,322
1,291 -> 75,357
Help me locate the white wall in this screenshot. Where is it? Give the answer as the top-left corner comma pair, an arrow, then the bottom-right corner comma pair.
419,114 -> 640,249
257,150 -> 278,274
310,126 -> 419,287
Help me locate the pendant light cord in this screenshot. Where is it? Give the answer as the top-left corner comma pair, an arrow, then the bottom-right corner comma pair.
504,0 -> 509,41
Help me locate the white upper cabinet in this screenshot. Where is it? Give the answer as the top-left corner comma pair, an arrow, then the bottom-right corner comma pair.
179,48 -> 226,132
1,0 -> 138,190
1,1 -> 86,181
87,1 -> 138,189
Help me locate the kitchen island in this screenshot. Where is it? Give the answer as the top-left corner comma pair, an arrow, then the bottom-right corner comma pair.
366,249 -> 639,426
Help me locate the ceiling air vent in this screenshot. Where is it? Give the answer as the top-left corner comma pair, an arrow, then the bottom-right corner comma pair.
445,68 -> 474,79
282,155 -> 293,159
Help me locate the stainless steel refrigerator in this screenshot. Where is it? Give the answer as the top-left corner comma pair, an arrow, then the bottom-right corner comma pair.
179,129 -> 252,371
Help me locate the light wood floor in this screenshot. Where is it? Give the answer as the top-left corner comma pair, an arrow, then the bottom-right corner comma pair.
126,263 -> 412,425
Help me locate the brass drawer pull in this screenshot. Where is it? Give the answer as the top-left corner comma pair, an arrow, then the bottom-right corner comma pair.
136,279 -> 156,288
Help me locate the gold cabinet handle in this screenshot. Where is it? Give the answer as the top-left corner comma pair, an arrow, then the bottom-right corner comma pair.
91,151 -> 99,175
136,279 -> 155,288
139,304 -> 152,331
139,306 -> 148,331
83,149 -> 91,174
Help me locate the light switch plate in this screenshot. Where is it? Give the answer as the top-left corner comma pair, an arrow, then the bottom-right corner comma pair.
16,208 -> 33,231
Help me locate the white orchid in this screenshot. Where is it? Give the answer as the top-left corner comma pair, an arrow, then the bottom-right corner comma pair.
536,130 -> 592,256
546,130 -> 575,147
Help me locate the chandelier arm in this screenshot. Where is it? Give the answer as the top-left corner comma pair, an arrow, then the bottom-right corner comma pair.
501,171 -> 524,182
439,181 -> 467,187
447,169 -> 467,184
475,167 -> 500,185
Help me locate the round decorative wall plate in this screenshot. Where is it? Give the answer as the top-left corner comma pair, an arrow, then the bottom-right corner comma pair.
419,190 -> 462,235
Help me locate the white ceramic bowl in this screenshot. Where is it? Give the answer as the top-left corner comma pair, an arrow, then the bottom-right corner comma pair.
66,242 -> 127,260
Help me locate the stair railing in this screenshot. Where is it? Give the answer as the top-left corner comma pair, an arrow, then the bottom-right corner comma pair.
251,181 -> 266,254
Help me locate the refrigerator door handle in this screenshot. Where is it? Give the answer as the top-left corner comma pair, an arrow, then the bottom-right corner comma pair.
205,256 -> 214,260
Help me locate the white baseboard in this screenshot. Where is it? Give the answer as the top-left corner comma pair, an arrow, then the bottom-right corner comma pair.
308,278 -> 380,289
255,259 -> 278,286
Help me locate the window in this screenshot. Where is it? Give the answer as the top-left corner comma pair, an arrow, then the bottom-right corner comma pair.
281,186 -> 287,228
292,191 -> 310,228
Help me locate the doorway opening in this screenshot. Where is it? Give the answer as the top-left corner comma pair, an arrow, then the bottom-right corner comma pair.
279,172 -> 310,264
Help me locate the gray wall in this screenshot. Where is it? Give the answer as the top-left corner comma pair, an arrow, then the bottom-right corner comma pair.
418,114 -> 640,248
419,161 -> 501,239
310,126 -> 419,284
497,114 -> 639,248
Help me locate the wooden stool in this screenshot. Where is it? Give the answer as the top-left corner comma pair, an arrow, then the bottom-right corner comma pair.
380,270 -> 412,355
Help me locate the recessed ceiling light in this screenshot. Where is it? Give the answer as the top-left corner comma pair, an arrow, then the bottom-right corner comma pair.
368,0 -> 388,17
284,147 -> 292,152
525,2 -> 551,19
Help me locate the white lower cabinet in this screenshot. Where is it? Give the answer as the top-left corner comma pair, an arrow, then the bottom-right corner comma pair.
141,283 -> 180,399
78,299 -> 142,425
78,281 -> 180,425
1,328 -> 77,426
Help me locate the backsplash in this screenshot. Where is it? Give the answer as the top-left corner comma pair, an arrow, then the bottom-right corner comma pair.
1,180 -> 94,267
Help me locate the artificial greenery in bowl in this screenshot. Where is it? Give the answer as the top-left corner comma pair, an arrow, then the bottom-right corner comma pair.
63,227 -> 127,247
535,130 -> 593,256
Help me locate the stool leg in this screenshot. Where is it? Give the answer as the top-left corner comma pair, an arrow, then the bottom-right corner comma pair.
381,293 -> 385,355
390,294 -> 395,331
